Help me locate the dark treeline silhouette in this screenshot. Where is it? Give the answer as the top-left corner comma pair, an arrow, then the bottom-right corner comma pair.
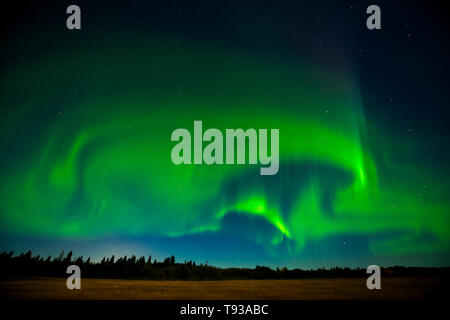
0,250 -> 447,280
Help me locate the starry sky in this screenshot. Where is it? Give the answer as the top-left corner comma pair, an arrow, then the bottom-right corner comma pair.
0,0 -> 449,268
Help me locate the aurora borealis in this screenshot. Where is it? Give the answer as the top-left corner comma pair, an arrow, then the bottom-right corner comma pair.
1,1 -> 449,268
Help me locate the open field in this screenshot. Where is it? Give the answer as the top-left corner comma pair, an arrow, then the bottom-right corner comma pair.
0,277 -> 446,300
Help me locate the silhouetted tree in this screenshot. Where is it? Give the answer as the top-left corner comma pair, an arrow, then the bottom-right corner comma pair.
56,250 -> 65,262
63,251 -> 73,264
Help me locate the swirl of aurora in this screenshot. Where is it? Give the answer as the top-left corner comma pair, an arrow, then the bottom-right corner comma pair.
0,34 -> 449,266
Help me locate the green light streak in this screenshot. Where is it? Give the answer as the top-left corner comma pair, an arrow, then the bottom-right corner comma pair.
0,34 -> 448,260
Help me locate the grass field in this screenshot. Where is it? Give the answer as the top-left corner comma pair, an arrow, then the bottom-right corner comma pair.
0,277 -> 446,299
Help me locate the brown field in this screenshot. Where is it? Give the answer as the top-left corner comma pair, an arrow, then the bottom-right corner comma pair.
0,277 -> 445,300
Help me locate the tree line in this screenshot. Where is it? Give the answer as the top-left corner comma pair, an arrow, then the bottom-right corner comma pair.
0,250 -> 447,280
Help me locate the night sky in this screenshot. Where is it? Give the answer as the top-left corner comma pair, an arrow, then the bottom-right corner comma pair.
1,0 -> 449,268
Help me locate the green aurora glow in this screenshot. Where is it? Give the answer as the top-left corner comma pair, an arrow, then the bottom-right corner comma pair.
1,33 -> 449,264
